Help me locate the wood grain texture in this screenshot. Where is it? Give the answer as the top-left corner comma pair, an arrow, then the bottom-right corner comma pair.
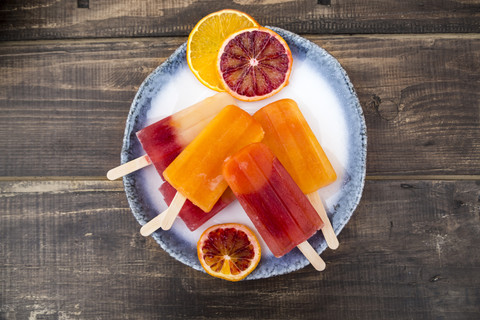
1,0 -> 480,41
0,38 -> 183,177
0,35 -> 478,177
314,34 -> 480,176
1,180 -> 479,319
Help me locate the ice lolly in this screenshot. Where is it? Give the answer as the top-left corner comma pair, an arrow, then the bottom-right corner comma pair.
253,99 -> 339,249
140,105 -> 265,235
223,142 -> 325,270
107,92 -> 236,180
159,182 -> 236,231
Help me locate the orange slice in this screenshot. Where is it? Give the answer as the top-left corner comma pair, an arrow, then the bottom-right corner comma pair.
197,223 -> 261,281
217,27 -> 293,101
187,9 -> 260,92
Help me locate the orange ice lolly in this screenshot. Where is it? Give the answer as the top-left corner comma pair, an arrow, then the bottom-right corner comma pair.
140,105 -> 264,235
253,99 -> 339,249
107,93 -> 236,180
164,104 -> 264,212
223,142 -> 325,270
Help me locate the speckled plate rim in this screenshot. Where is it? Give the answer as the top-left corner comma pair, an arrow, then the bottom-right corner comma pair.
121,27 -> 367,279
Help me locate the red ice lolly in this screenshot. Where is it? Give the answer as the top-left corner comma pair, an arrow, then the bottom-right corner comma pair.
159,182 -> 236,231
223,142 -> 324,265
141,105 -> 265,235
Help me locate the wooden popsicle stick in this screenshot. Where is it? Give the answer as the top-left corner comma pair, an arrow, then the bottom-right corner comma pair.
159,192 -> 187,230
139,192 -> 187,236
139,212 -> 165,237
307,192 -> 339,250
297,241 -> 326,271
106,155 -> 151,180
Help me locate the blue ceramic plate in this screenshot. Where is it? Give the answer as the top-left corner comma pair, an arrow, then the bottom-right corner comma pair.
121,27 -> 366,279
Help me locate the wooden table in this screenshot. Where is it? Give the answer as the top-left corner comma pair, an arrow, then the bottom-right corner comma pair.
1,1 -> 479,319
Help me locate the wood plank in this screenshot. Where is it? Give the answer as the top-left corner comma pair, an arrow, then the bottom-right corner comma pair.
1,180 -> 478,319
1,0 -> 480,41
0,35 -> 478,177
316,34 -> 480,176
0,38 -> 183,177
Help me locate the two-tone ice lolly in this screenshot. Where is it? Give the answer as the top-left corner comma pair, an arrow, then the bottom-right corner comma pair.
140,105 -> 265,236
159,182 -> 236,231
223,142 -> 326,271
107,93 -> 238,231
106,93 -> 236,180
253,99 -> 339,249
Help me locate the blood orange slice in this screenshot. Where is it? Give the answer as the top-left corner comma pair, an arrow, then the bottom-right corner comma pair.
217,27 -> 293,101
197,223 -> 261,281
